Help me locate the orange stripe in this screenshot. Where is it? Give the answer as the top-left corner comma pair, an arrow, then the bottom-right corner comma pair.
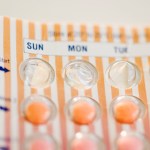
80,25 -> 94,132
95,58 -> 110,150
119,27 -> 132,95
134,28 -> 150,139
94,25 -> 100,42
41,24 -> 51,100
145,27 -> 150,42
67,25 -> 74,41
28,22 -> 37,94
107,26 -> 113,42
145,28 -> 150,76
16,19 -> 24,148
80,25 -> 87,42
119,27 -> 136,130
108,58 -> 120,98
54,24 -> 67,150
107,27 -> 119,98
107,27 -> 122,134
132,28 -> 139,43
41,23 -> 52,134
3,17 -> 11,148
145,27 -> 150,140
94,25 -> 110,150
80,25 -> 92,97
119,27 -> 126,43
28,22 -> 39,133
67,24 -> 80,132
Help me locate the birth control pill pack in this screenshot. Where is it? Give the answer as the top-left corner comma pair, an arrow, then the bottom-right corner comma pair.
0,16 -> 150,150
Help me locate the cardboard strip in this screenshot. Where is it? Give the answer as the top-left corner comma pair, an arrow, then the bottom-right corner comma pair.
67,24 -> 80,133
16,19 -> 24,148
107,26 -> 122,135
54,24 -> 67,150
133,28 -> 150,139
41,23 -> 53,134
80,24 -> 94,132
3,16 -> 11,149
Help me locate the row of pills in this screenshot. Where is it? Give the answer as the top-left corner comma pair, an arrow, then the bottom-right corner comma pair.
19,58 -> 148,150
23,131 -> 150,150
19,58 -> 141,90
21,95 -> 146,126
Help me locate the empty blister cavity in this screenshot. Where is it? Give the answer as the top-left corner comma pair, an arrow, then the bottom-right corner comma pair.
20,58 -> 55,88
115,131 -> 150,150
105,60 -> 141,89
65,96 -> 100,125
110,95 -> 146,124
24,133 -> 58,150
69,132 -> 105,150
63,60 -> 98,89
21,95 -> 57,125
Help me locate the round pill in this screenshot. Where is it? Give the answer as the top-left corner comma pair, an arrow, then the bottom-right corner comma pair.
72,101 -> 96,124
105,60 -> 141,89
25,101 -> 51,125
20,58 -> 55,88
21,95 -> 56,125
114,101 -> 139,123
116,131 -> 149,150
117,136 -> 143,150
66,96 -> 100,125
69,132 -> 105,150
24,133 -> 57,150
110,95 -> 146,124
31,139 -> 54,150
63,60 -> 98,90
71,138 -> 97,150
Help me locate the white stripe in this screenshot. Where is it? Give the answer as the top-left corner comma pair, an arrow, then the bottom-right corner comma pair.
36,22 -> 47,133
49,23 -> 61,142
103,57 -> 116,147
141,59 -> 150,104
90,57 -> 102,137
75,24 -> 84,95
49,55 -> 60,142
131,27 -> 145,133
10,18 -> 19,150
0,17 -> 5,146
119,27 -> 130,131
62,24 -> 74,144
105,28 -> 124,135
23,20 -> 33,137
88,25 -> 102,136
48,23 -> 55,41
63,56 -> 74,140
141,27 -> 150,135
101,26 -> 107,43
141,57 -> 150,134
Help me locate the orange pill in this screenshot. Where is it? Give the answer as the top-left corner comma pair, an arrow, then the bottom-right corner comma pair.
72,101 -> 96,125
117,136 -> 144,150
25,102 -> 51,125
114,101 -> 139,124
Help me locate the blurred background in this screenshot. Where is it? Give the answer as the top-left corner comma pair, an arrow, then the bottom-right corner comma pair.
0,0 -> 149,24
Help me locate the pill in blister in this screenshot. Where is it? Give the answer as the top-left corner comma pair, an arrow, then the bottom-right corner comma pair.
110,95 -> 146,124
105,60 -> 141,89
20,58 -> 55,88
116,131 -> 150,150
65,96 -> 100,125
69,132 -> 105,150
63,60 -> 98,90
24,133 -> 58,150
21,95 -> 57,125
